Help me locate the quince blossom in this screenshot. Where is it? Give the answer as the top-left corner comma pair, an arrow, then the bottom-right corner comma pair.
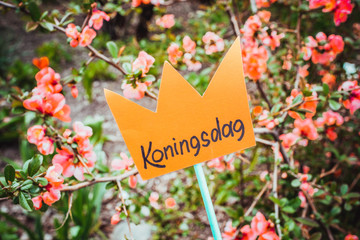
156,14 -> 175,29
89,10 -> 110,30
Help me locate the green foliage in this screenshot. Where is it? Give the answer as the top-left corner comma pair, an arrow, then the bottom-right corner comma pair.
36,41 -> 72,68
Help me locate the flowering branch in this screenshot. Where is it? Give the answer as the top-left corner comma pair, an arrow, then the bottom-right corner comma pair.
61,168 -> 138,192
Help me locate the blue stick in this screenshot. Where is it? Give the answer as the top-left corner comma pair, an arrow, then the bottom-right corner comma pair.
193,163 -> 222,240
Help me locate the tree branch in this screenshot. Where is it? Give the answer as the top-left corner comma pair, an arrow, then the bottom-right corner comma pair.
61,168 -> 138,192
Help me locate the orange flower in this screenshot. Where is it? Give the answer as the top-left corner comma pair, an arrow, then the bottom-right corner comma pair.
79,26 -> 96,47
37,137 -> 54,155
121,81 -> 148,100
32,57 -> 49,69
242,45 -> 268,81
322,73 -> 336,88
279,132 -> 299,150
326,127 -> 338,141
293,118 -> 319,140
42,186 -> 62,206
287,89 -> 318,119
253,106 -> 263,116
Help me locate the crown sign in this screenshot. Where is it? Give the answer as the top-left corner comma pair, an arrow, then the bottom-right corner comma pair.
105,37 -> 255,180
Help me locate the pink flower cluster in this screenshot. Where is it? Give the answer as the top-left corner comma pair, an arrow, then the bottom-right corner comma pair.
302,32 -> 344,65
52,122 -> 96,181
65,8 -> 109,47
167,35 -> 202,71
223,212 -> 279,240
241,11 -> 284,81
121,51 -> 155,100
315,110 -> 344,141
207,155 -> 235,172
156,14 -> 175,29
32,163 -> 64,209
202,32 -> 225,55
339,80 -> 360,115
27,125 -> 54,155
23,57 -> 71,122
308,0 -> 353,26
111,152 -> 137,188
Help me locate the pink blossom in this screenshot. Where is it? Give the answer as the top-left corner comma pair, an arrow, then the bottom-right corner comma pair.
345,234 -> 359,240
121,81 -> 148,100
156,14 -> 175,28
27,125 -> 46,145
165,197 -> 176,208
251,212 -> 269,236
261,31 -> 284,50
182,36 -> 196,54
79,26 -> 96,47
89,10 -> 110,30
111,213 -> 121,225
132,51 -> 155,76
167,43 -> 183,65
73,121 -> 93,143
222,221 -> 237,240
37,137 -> 54,155
279,132 -> 299,150
298,191 -> 307,208
45,164 -> 64,188
202,32 -> 224,55
129,175 -> 137,188
32,196 -> 43,210
183,53 -> 202,71
111,152 -> 134,170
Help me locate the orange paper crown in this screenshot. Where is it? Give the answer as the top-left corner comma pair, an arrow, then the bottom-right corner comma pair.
104,37 -> 255,180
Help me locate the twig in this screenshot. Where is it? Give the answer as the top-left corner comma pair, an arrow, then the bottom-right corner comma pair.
116,180 -> 134,240
54,193 -> 73,230
256,81 -> 273,109
294,0 -> 303,89
244,182 -> 271,217
226,1 -> 241,37
249,0 -> 257,13
255,137 -> 275,146
81,8 -> 93,31
61,168 -> 138,191
319,163 -> 339,179
349,173 -> 360,192
0,196 -> 11,201
273,143 -> 282,239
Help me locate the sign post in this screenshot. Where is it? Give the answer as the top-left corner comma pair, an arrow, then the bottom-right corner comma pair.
194,163 -> 222,239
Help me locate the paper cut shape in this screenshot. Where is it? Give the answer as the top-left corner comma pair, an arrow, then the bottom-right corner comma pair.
104,37 -> 255,180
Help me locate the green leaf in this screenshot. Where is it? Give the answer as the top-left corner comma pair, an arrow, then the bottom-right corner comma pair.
25,22 -> 39,32
142,75 -> 156,82
28,155 -> 43,177
291,179 -> 301,187
282,206 -> 296,213
122,62 -> 132,73
19,192 -> 33,211
309,232 -> 322,240
106,41 -> 118,58
271,103 -> 282,114
28,2 -> 41,21
20,179 -> 33,190
340,184 -> 348,195
344,192 -> 360,199
269,196 -> 281,206
323,83 -> 329,96
295,217 -> 319,227
4,165 -> 15,183
40,11 -> 48,20
39,22 -> 54,32
35,177 -> 48,186
292,94 -> 303,105
329,99 -> 341,111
